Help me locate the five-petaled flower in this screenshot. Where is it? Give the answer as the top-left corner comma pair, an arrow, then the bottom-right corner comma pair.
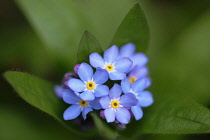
99,84 -> 138,124
68,63 -> 109,101
89,45 -> 133,80
63,89 -> 101,120
121,77 -> 153,120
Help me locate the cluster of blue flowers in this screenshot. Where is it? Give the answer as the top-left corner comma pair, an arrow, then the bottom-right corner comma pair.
55,43 -> 153,125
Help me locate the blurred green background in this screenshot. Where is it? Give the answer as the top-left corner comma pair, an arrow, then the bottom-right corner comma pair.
1,0 -> 210,139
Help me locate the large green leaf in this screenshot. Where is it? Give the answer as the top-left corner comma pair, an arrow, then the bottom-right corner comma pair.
76,31 -> 103,64
0,105 -> 79,140
3,71 -> 96,137
110,3 -> 149,52
139,95 -> 210,134
117,94 -> 210,138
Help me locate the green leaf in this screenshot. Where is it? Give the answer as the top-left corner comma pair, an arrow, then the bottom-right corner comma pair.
119,94 -> 210,137
91,113 -> 117,140
110,3 -> 149,52
4,71 -> 96,137
139,95 -> 210,134
76,31 -> 103,64
0,105 -> 79,140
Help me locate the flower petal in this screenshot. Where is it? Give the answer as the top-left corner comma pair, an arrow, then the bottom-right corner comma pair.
115,57 -> 133,73
63,105 -> 81,120
131,53 -> 148,67
89,52 -> 105,68
99,96 -> 111,109
119,43 -> 135,57
120,93 -> 138,107
137,91 -> 154,107
79,90 -> 95,101
82,106 -> 93,120
54,85 -> 63,98
109,84 -> 122,99
93,68 -> 108,84
78,63 -> 93,82
104,45 -> 118,63
63,89 -> 80,104
131,106 -> 143,120
129,66 -> 148,79
94,85 -> 109,97
89,98 -> 102,110
116,107 -> 130,124
104,108 -> 115,123
131,78 -> 147,93
145,78 -> 151,88
68,78 -> 85,92
109,71 -> 126,80
121,77 -> 131,94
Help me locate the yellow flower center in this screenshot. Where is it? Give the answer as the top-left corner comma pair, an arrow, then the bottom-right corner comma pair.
105,64 -> 114,72
86,81 -> 95,90
111,100 -> 120,108
129,76 -> 136,84
79,100 -> 89,107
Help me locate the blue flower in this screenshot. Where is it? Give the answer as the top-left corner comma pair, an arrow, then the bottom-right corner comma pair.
119,43 -> 148,70
89,45 -> 133,80
63,89 -> 101,120
119,43 -> 150,85
68,63 -> 109,101
121,77 -> 153,120
99,84 -> 138,124
128,66 -> 150,85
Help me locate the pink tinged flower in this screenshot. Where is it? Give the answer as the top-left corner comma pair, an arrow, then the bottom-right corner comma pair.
74,64 -> 80,74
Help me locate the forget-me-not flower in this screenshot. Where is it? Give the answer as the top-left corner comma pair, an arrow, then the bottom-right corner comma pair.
89,45 -> 133,80
100,84 -> 138,124
119,43 -> 148,70
121,77 -> 153,120
68,63 -> 109,101
63,89 -> 101,120
128,66 -> 149,84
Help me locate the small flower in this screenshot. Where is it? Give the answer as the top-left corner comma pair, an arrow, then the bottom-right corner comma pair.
100,84 -> 138,124
119,43 -> 148,70
63,89 -> 101,120
121,77 -> 153,120
68,63 -> 109,101
128,66 -> 149,85
89,45 -> 133,80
